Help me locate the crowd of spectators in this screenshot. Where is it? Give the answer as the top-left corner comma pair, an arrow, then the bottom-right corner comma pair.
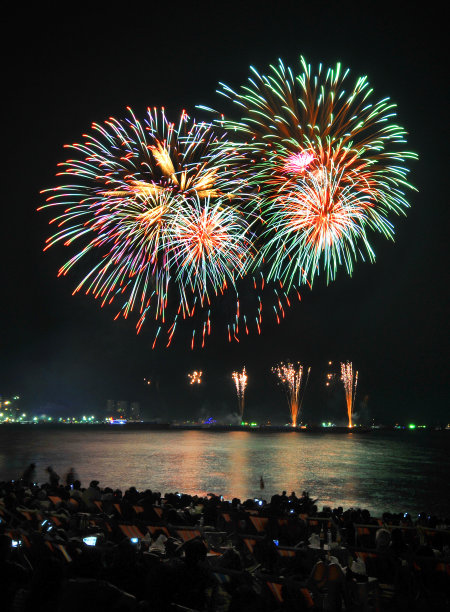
0,464 -> 449,611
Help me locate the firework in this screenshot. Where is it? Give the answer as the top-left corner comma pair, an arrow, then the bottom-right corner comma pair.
232,367 -> 248,420
325,361 -> 337,388
211,56 -> 417,286
39,107 -> 255,346
188,370 -> 202,384
272,361 -> 310,427
169,195 -> 253,306
325,372 -> 336,387
340,361 -> 358,428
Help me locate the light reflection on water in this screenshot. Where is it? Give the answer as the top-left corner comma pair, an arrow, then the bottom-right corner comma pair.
0,429 -> 448,517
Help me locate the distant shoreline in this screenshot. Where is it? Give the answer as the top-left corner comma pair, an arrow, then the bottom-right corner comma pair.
0,423 -> 448,432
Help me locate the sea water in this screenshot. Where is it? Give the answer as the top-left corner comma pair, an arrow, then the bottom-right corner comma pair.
0,428 -> 448,517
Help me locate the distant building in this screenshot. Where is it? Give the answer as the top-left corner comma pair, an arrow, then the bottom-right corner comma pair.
106,399 -> 115,416
106,400 -> 141,421
106,399 -> 128,419
129,402 -> 141,421
116,401 -> 129,419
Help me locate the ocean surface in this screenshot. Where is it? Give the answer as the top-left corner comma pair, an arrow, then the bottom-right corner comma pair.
0,428 -> 449,517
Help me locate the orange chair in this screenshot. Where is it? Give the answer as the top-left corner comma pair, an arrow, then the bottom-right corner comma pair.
249,515 -> 268,533
146,524 -> 170,537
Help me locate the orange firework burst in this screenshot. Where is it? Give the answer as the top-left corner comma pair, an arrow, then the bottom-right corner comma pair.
340,361 -> 358,428
259,161 -> 385,286
272,361 -> 310,427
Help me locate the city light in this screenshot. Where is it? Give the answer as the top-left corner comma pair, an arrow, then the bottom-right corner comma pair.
0,392 -> 443,429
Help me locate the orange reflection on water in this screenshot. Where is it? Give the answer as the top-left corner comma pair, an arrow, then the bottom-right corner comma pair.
169,430 -> 213,496
226,431 -> 250,498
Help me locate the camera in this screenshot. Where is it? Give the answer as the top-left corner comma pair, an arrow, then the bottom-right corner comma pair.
273,539 -> 279,546
11,540 -> 21,548
83,536 -> 97,546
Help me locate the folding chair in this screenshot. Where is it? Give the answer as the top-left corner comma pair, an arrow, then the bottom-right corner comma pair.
263,574 -> 314,609
147,523 -> 171,538
118,524 -> 145,539
249,515 -> 268,534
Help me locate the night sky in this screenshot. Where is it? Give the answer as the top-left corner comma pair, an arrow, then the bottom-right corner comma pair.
2,3 -> 448,424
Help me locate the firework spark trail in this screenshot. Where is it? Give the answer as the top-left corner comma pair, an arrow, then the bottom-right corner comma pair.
298,365 -> 311,417
169,195 -> 254,304
259,164 -> 381,285
39,107 -> 255,346
206,56 -> 417,287
272,362 -> 310,427
341,361 -> 358,428
40,56 -> 416,346
232,367 -> 247,421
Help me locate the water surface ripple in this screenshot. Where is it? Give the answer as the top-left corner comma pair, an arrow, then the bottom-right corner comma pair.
0,429 -> 448,517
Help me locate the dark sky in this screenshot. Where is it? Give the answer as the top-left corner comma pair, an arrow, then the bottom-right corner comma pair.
1,2 -> 448,424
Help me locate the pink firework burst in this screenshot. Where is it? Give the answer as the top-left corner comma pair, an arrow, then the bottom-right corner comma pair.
283,151 -> 314,174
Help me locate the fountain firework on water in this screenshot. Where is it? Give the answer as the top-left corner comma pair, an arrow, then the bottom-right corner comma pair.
272,362 -> 311,427
232,367 -> 247,421
340,361 -> 358,428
